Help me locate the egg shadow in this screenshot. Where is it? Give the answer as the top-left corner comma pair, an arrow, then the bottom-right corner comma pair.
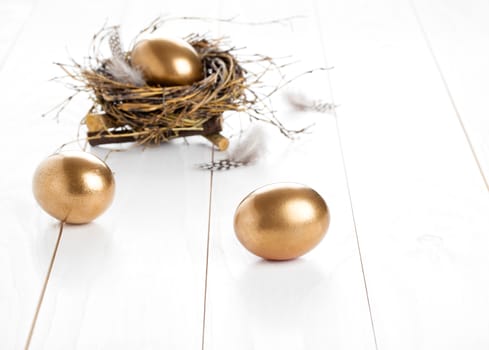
237,258 -> 326,333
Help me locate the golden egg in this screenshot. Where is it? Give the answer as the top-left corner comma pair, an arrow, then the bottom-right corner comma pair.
131,38 -> 203,86
32,151 -> 115,224
234,183 -> 330,260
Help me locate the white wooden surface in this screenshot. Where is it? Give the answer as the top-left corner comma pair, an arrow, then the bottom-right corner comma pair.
316,1 -> 489,349
0,0 -> 488,349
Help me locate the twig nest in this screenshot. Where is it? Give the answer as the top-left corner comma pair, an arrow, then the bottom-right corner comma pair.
56,22 -> 305,149
131,38 -> 204,86
79,35 -> 247,147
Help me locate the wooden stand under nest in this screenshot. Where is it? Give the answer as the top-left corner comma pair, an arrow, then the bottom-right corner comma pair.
86,112 -> 229,150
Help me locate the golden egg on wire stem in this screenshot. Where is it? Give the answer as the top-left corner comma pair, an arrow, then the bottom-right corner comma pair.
234,183 -> 330,261
130,37 -> 204,86
32,151 -> 115,224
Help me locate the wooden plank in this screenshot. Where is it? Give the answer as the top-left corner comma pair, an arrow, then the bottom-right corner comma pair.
0,0 -> 111,347
315,0 -> 489,348
0,0 -> 34,70
202,1 -> 376,349
0,0 -> 218,349
0,194 -> 59,349
29,145 -> 212,349
410,0 -> 489,190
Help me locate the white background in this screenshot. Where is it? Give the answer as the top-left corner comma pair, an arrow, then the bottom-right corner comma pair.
1,0 -> 489,349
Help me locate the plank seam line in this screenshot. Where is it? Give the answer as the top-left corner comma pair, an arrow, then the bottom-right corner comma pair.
201,10 -> 223,348
311,0 -> 379,348
24,221 -> 64,350
201,148 -> 214,350
409,0 -> 489,192
0,0 -> 38,73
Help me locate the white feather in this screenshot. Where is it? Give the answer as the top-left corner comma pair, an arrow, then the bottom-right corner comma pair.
106,28 -> 145,86
106,57 -> 145,86
197,126 -> 267,171
286,91 -> 336,113
228,126 -> 266,164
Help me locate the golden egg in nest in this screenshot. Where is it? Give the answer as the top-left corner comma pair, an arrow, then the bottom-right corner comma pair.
131,37 -> 204,86
234,183 -> 330,261
32,151 -> 115,224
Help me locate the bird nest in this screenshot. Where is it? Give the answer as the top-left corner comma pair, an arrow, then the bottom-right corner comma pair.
56,21 -> 303,151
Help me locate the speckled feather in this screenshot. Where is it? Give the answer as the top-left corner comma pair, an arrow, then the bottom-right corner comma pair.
198,127 -> 266,171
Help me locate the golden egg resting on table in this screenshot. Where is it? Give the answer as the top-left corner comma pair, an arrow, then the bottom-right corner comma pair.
234,183 -> 330,261
32,151 -> 115,224
130,37 -> 204,86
